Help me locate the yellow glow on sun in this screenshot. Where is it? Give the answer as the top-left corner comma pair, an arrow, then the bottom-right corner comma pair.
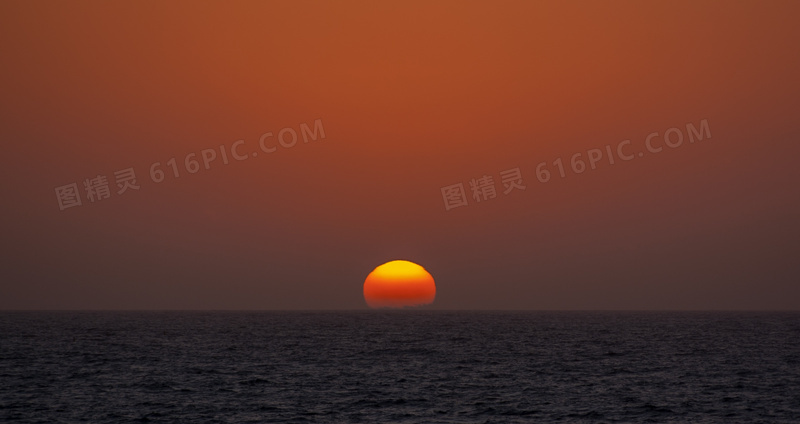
363,260 -> 436,309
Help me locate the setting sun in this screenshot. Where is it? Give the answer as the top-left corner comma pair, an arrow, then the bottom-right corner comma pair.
363,260 -> 436,309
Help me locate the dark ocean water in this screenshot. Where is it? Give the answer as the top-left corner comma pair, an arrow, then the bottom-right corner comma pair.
1,312 -> 799,423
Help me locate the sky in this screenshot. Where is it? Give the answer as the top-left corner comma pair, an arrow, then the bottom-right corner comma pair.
1,1 -> 798,310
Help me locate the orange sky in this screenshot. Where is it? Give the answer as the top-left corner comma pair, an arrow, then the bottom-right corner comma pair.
1,1 -> 799,309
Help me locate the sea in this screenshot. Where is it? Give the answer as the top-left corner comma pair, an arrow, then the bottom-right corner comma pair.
1,311 -> 799,423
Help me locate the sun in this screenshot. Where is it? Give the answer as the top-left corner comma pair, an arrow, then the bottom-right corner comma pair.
363,260 -> 436,309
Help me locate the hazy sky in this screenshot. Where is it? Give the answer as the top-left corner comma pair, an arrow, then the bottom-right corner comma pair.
1,1 -> 798,310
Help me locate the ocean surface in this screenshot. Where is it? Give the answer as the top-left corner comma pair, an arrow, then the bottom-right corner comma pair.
1,311 -> 799,423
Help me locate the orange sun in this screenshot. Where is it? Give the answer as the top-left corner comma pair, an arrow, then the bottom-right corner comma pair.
363,260 -> 436,309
